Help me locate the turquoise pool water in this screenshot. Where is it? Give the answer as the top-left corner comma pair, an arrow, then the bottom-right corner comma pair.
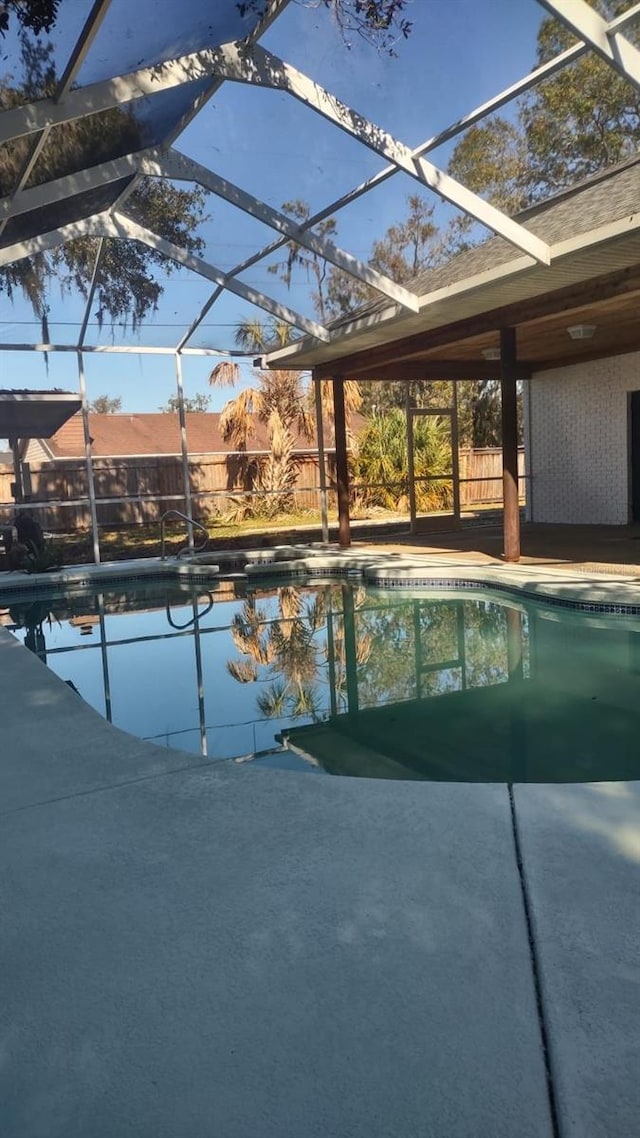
4,577 -> 640,781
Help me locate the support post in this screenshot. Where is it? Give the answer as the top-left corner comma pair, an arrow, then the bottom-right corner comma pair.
77,350 -> 100,564
313,373 -> 329,543
9,437 -> 24,503
405,384 -> 417,535
332,377 -> 351,548
342,583 -> 359,715
174,351 -> 194,549
506,607 -> 524,681
500,327 -> 520,563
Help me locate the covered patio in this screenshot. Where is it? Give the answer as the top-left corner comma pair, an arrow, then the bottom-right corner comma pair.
2,1 -> 640,566
266,155 -> 640,562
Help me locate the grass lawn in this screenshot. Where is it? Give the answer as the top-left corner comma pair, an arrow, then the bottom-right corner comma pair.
36,500 -> 509,566
52,511 -> 337,565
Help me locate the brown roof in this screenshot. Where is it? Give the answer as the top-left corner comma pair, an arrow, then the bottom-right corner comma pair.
44,412 -> 360,458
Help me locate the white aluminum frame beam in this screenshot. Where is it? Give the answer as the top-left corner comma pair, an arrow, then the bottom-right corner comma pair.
0,213 -> 109,266
0,343 -> 247,356
143,149 -> 420,312
0,40 -> 548,262
0,204 -> 330,345
107,0 -> 292,219
538,0 -> 640,91
0,0 -> 292,148
98,212 -> 331,341
191,43 -> 551,266
0,152 -> 146,221
0,144 -> 418,320
0,47 -> 244,145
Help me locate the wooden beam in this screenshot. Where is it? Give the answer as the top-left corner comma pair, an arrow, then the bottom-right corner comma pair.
315,266 -> 640,379
500,327 -> 520,563
342,360 -> 532,382
332,378 -> 351,548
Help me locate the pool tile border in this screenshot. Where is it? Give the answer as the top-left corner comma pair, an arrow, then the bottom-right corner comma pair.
2,550 -> 640,616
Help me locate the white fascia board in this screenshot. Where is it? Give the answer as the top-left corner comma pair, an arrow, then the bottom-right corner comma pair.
212,43 -> 551,266
537,0 -> 640,90
147,149 -> 420,313
100,212 -> 331,342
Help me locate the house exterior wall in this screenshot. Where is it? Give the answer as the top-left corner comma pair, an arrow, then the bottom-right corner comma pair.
24,439 -> 52,463
529,351 -> 640,524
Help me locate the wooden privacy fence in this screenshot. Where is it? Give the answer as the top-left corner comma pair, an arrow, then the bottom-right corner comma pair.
0,452 -> 337,530
458,447 -> 526,507
0,447 -> 524,530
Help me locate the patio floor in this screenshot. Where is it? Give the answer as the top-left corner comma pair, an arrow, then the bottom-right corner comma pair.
2,543 -> 640,1136
365,521 -> 640,576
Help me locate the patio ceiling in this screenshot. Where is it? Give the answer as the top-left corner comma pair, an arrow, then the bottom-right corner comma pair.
0,0 -> 639,361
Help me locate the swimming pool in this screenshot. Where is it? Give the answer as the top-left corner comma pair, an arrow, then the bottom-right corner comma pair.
4,576 -> 640,782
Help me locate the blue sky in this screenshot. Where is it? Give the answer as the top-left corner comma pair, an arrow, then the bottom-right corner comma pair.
0,0 -> 547,419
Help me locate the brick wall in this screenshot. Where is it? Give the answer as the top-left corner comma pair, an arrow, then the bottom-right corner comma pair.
529,350 -> 640,524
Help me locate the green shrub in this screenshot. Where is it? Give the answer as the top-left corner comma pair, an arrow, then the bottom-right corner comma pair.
355,408 -> 453,513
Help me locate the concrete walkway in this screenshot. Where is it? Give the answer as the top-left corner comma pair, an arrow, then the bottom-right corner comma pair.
2,621 -> 640,1136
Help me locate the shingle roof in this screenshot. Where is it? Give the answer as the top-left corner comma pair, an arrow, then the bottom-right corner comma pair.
45,412 -> 358,458
335,155 -> 640,328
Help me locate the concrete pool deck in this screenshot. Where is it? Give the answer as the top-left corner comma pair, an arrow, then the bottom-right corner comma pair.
2,548 -> 640,1136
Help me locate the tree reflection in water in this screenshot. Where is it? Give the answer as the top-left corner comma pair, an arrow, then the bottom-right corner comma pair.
226,584 -> 372,722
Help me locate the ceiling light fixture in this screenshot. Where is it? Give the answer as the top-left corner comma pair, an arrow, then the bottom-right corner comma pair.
567,324 -> 596,341
482,347 -> 501,361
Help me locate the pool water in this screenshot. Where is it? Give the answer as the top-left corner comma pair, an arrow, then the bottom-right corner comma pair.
4,577 -> 640,782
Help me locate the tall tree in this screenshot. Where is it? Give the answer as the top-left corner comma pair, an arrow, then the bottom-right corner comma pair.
520,0 -> 640,197
88,394 -> 122,414
324,194 -> 439,320
267,200 -> 337,324
447,0 -> 640,209
159,393 -> 212,414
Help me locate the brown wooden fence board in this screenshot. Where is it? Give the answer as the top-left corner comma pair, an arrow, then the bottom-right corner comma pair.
0,447 -> 523,529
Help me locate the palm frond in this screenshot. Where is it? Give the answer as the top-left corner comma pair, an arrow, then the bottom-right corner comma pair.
279,586 -> 303,622
219,388 -> 259,448
256,681 -> 288,719
234,319 -> 269,352
208,360 -> 240,387
305,594 -> 325,633
226,659 -> 259,683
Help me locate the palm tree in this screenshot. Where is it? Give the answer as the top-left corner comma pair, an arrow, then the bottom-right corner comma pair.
226,584 -> 373,723
209,319 -> 362,518
227,587 -> 325,721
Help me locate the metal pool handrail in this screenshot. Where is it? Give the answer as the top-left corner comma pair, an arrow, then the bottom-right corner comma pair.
165,592 -> 215,630
160,509 -> 209,560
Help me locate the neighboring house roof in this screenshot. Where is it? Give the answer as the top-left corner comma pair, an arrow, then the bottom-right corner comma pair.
40,412 -> 362,459
266,155 -> 640,370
